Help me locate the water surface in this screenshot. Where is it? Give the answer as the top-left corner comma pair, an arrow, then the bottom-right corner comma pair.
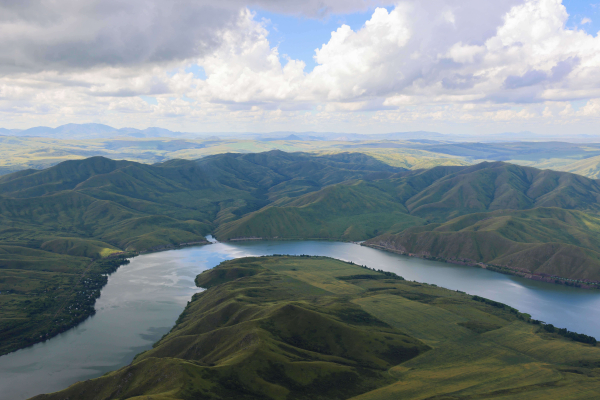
2,240 -> 600,399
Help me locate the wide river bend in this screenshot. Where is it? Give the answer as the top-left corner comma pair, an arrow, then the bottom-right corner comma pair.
2,240 -> 600,399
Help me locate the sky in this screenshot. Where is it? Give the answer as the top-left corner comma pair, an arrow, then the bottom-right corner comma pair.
1,0 -> 600,136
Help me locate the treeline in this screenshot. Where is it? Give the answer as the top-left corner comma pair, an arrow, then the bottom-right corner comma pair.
41,255 -> 134,341
94,254 -> 132,274
472,295 -> 521,315
472,295 -> 597,346
532,320 -> 597,345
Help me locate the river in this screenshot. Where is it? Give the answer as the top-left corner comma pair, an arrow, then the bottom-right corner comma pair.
2,240 -> 600,399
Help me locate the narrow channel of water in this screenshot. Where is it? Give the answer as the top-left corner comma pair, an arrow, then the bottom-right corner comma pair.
2,240 -> 600,399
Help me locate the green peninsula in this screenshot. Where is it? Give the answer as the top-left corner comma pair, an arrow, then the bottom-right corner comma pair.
34,256 -> 600,400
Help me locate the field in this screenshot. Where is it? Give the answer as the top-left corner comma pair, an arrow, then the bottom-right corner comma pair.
34,256 -> 600,400
7,135 -> 600,179
0,136 -> 469,175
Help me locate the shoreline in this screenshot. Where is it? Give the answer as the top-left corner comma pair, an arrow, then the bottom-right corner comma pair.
7,236 -> 595,357
223,237 -> 599,289
362,243 -> 600,290
0,240 -> 211,357
224,236 -> 361,244
224,237 -> 600,289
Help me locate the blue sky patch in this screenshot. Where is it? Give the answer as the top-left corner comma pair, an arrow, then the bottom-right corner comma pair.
251,7 -> 391,71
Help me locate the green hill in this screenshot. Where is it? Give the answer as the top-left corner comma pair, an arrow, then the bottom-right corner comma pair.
366,208 -> 600,281
558,155 -> 600,179
33,256 -> 600,400
218,159 -> 600,283
392,161 -> 600,221
0,151 -> 403,355
216,181 -> 424,241
219,161 -> 600,243
6,152 -> 600,356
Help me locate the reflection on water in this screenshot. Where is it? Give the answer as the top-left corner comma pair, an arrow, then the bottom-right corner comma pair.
1,240 -> 600,399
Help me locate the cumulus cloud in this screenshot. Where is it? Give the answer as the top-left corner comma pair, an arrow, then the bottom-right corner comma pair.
0,0 -> 396,74
1,0 -> 600,134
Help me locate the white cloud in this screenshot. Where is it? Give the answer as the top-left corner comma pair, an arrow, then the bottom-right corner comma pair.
578,98 -> 600,116
446,43 -> 486,63
1,0 -> 600,135
582,17 -> 592,25
0,0 -> 396,73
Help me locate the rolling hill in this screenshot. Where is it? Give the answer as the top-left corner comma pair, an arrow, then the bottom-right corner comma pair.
366,207 -> 600,281
5,151 -> 600,356
0,151 -> 403,355
33,256 -> 600,400
219,161 -> 600,282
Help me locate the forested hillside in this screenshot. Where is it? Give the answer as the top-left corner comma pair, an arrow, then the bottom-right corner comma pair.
4,151 -> 600,356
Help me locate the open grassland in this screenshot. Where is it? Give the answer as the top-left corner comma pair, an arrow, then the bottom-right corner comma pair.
9,135 -> 600,179
34,256 -> 600,400
0,136 -> 469,175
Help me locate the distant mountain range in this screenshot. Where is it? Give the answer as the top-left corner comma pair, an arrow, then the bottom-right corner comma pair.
0,123 -> 193,139
3,123 -> 600,142
0,124 -> 455,141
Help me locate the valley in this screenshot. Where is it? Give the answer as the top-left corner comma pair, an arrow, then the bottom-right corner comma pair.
5,0 -> 600,398
4,151 -> 600,358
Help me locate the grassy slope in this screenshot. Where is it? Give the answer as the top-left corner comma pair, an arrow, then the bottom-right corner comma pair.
0,137 -> 469,175
221,161 -> 600,241
6,136 -> 600,179
0,151 -> 402,355
11,135 -> 600,181
216,181 -> 424,241
366,208 -> 600,280
559,155 -> 600,179
34,256 -> 600,400
0,151 -> 403,253
6,153 -> 600,355
219,160 -> 600,281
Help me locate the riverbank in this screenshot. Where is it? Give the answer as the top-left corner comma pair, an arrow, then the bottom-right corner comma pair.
33,256 -> 600,400
0,240 -> 210,357
224,236 -> 360,243
5,240 -> 600,400
137,240 -> 210,254
362,243 -> 600,290
225,237 -> 600,289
